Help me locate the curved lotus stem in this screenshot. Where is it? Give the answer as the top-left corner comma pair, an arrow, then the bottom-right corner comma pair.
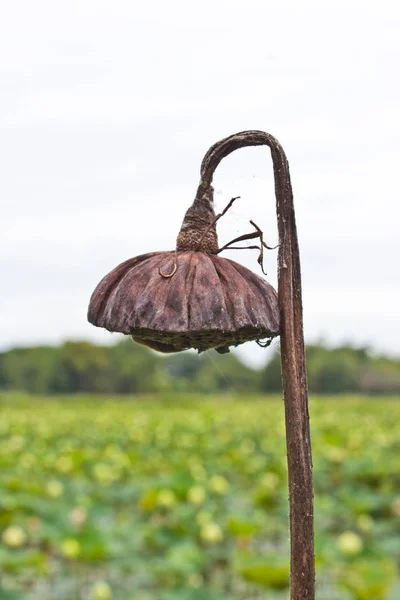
197,130 -> 315,600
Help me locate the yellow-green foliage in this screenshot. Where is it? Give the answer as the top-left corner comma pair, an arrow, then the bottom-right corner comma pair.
0,393 -> 399,600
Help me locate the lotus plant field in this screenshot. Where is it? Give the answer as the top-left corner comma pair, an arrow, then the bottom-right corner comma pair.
0,393 -> 399,600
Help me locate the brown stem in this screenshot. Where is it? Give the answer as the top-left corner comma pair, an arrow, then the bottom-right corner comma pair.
198,130 -> 315,600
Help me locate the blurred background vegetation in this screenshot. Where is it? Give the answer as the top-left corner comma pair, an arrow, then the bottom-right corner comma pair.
1,339 -> 400,395
0,394 -> 399,600
1,341 -> 400,599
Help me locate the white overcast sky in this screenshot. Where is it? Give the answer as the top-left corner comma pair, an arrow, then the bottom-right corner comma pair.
1,0 -> 399,366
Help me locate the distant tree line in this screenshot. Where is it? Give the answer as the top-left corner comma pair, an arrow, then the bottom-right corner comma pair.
0,339 -> 399,395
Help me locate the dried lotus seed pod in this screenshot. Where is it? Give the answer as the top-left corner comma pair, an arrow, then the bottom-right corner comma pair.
88,141 -> 280,354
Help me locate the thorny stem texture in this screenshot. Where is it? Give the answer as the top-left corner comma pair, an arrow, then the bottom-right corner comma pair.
198,130 -> 315,600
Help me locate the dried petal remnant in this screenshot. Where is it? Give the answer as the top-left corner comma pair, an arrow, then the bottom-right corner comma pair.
88,250 -> 279,353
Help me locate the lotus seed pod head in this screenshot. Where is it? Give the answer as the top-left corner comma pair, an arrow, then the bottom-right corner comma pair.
88,166 -> 280,354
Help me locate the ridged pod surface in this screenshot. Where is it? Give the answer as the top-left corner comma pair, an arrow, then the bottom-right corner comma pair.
88,250 -> 279,353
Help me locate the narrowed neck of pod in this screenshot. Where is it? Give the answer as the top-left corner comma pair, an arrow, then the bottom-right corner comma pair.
176,181 -> 219,254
